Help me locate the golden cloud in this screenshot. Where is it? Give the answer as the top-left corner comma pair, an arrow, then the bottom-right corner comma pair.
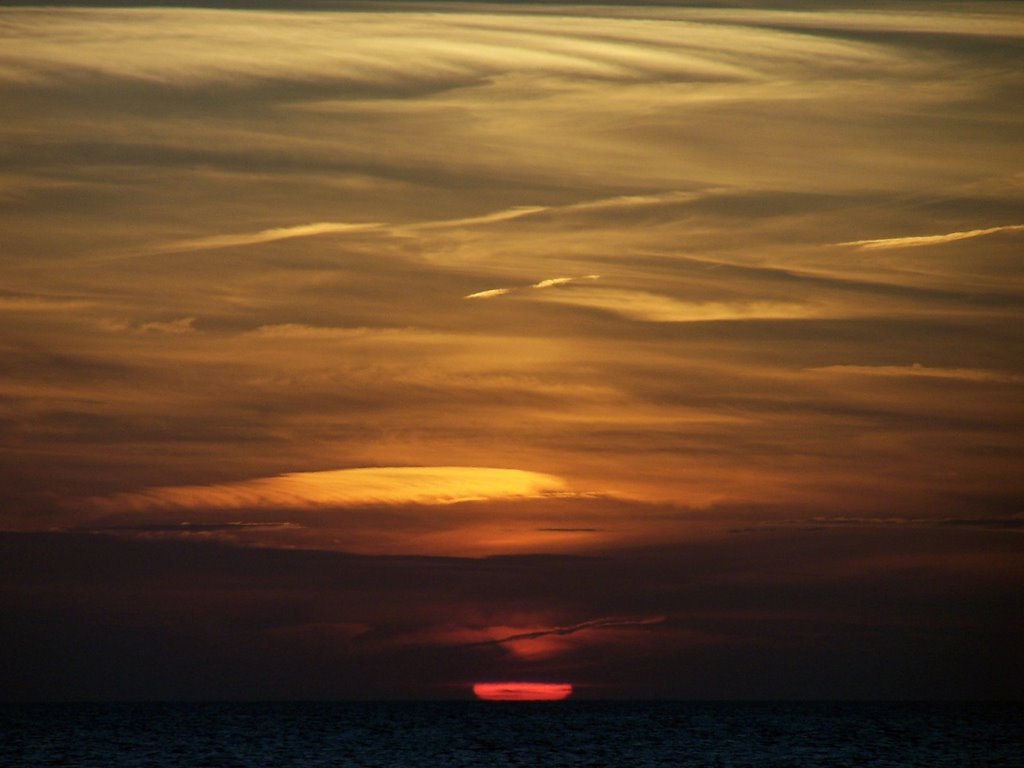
91,466 -> 571,514
530,288 -> 819,322
840,224 -> 1024,250
808,364 -> 1024,384
146,222 -> 381,255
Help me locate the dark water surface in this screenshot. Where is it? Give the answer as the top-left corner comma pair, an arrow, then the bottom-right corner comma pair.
3,701 -> 1021,767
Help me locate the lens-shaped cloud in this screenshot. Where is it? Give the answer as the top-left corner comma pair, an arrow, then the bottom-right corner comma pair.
92,466 -> 571,514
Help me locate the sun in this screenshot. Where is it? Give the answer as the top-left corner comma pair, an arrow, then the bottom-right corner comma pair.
472,682 -> 573,701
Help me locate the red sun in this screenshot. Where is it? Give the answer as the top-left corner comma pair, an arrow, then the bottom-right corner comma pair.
472,682 -> 573,701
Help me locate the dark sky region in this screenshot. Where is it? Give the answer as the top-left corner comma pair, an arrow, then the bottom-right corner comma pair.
1,1 -> 1022,700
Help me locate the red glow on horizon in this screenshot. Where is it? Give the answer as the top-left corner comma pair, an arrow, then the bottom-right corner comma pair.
472,682 -> 573,701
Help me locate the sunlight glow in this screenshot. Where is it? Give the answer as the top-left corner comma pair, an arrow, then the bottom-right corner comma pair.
473,682 -> 574,701
92,467 -> 569,512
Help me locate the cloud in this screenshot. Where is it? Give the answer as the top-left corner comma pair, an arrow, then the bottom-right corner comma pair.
464,274 -> 599,300
531,288 -> 819,323
463,615 -> 667,648
414,192 -> 700,235
532,277 -> 575,289
937,517 -> 1024,531
135,317 -> 196,335
746,515 -> 1024,534
393,614 -> 669,661
2,3 -> 1023,560
839,224 -> 1024,250
678,7 -> 1024,39
78,521 -> 298,535
809,363 -> 1024,384
245,324 -> 442,341
0,7 -> 901,89
464,288 -> 513,300
405,206 -> 549,232
144,222 -> 380,255
0,296 -> 92,312
417,192 -> 701,243
91,466 -> 571,514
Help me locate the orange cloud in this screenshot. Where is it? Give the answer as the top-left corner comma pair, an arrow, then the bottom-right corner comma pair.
92,467 -> 570,514
464,274 -> 599,300
145,222 -> 381,255
839,224 -> 1024,250
530,288 -> 818,322
808,363 -> 1023,384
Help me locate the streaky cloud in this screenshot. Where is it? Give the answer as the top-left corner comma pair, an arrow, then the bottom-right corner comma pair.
532,278 -> 576,289
532,288 -> 819,323
145,221 -> 382,255
247,324 -> 442,341
839,224 -> 1024,250
90,466 -> 571,513
808,363 -> 1024,384
78,521 -> 297,534
417,192 -> 698,233
465,274 -> 599,300
677,7 -> 1024,39
0,8 -> 901,88
0,296 -> 92,312
405,206 -> 548,232
464,288 -> 513,300
465,615 -> 667,647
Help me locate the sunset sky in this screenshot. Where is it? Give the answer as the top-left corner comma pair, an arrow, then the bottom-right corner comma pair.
1,0 -> 1022,700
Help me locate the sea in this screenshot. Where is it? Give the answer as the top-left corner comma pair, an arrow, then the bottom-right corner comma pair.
2,701 -> 1021,767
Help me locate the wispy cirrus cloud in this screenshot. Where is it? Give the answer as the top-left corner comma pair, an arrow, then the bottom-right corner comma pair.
78,521 -> 298,535
677,7 -> 1024,39
245,324 -> 446,342
463,615 -> 667,648
144,222 -> 381,255
0,295 -> 92,313
90,466 -> 572,514
530,288 -> 819,323
392,614 -> 668,661
464,274 -> 600,300
0,8 -> 902,89
2,2 -> 1022,553
464,288 -> 514,300
404,206 -> 548,232
809,363 -> 1024,384
839,224 -> 1024,250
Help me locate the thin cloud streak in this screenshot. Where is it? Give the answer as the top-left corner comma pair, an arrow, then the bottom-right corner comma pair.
464,275 -> 600,300
809,364 -> 1024,384
465,288 -> 513,300
531,288 -> 820,323
839,225 -> 1024,250
405,206 -> 549,232
145,222 -> 381,255
463,616 -> 667,648
0,296 -> 92,312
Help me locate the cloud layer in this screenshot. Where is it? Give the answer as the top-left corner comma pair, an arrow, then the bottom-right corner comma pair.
1,1 -> 1022,699
93,466 -> 571,513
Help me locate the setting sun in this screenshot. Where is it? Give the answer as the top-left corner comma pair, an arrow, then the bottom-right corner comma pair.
472,683 -> 574,702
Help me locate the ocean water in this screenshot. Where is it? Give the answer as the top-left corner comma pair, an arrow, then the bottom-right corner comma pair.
2,701 -> 1021,767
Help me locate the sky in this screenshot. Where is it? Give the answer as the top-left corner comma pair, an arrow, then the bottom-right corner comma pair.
1,0 -> 1022,700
